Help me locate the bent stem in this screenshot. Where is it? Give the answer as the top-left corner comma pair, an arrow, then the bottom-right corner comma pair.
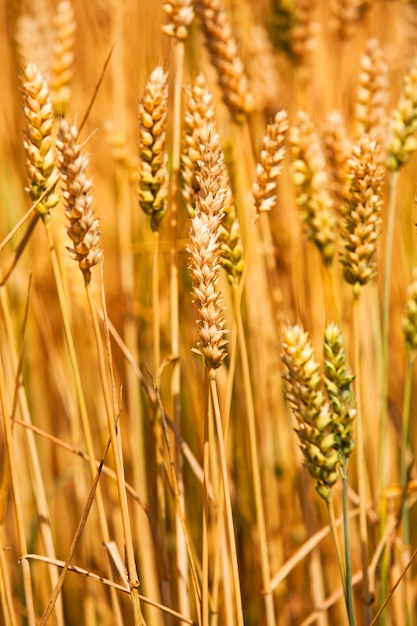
209,371 -> 244,626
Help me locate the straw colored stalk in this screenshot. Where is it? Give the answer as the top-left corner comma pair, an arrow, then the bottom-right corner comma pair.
289,110 -> 336,267
162,0 -> 194,40
21,61 -> 59,219
399,270 -> 417,625
51,0 -> 75,117
194,0 -> 253,122
354,38 -> 388,144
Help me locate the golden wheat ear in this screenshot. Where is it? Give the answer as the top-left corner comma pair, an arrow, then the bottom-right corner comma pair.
51,0 -> 75,117
194,0 -> 253,122
289,110 -> 336,266
187,131 -> 228,371
138,66 -> 169,232
56,119 -> 102,285
21,61 -> 59,219
340,134 -> 383,293
162,0 -> 194,40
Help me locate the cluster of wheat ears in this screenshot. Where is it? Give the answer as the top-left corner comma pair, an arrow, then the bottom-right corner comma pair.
1,0 -> 417,624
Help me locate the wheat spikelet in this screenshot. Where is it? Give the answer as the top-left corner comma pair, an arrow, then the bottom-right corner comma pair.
138,66 -> 169,231
162,0 -> 194,40
21,61 -> 59,219
253,110 -> 289,214
194,0 -> 253,122
181,73 -> 215,218
323,323 -> 356,458
321,111 -> 351,211
355,38 -> 388,144
291,0 -> 318,67
51,0 -> 76,117
57,119 -> 102,285
330,0 -> 370,39
387,57 -> 417,171
289,110 -> 336,265
340,135 -> 383,292
187,132 -> 228,370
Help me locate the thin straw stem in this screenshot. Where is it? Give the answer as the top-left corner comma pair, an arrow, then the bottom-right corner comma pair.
400,353 -> 414,626
232,284 -> 276,626
85,283 -> 145,625
43,220 -> 124,624
379,170 -> 398,619
342,467 -> 356,626
353,293 -> 372,624
209,372 -> 244,626
326,495 -> 347,599
202,368 -> 210,626
170,38 -> 190,618
0,356 -> 35,626
0,285 -> 65,626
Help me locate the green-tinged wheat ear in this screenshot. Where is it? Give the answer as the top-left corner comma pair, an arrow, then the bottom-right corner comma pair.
340,134 -> 383,294
162,0 -> 194,40
281,324 -> 339,501
138,66 -> 169,231
289,110 -> 336,265
21,61 -> 59,219
56,119 -> 102,285
386,57 -> 417,172
253,109 -> 289,214
321,111 -> 351,211
181,73 -> 215,218
323,323 -> 356,458
403,269 -> 417,354
187,133 -> 228,370
194,0 -> 253,122
354,37 -> 388,144
51,0 -> 75,117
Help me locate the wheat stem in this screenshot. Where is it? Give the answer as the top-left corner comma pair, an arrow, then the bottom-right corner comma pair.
353,294 -> 372,624
232,284 -> 276,625
85,282 -> 145,625
342,466 -> 356,626
209,372 -> 244,626
0,356 -> 35,626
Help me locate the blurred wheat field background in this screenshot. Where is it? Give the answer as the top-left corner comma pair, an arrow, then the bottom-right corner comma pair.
1,0 -> 417,625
